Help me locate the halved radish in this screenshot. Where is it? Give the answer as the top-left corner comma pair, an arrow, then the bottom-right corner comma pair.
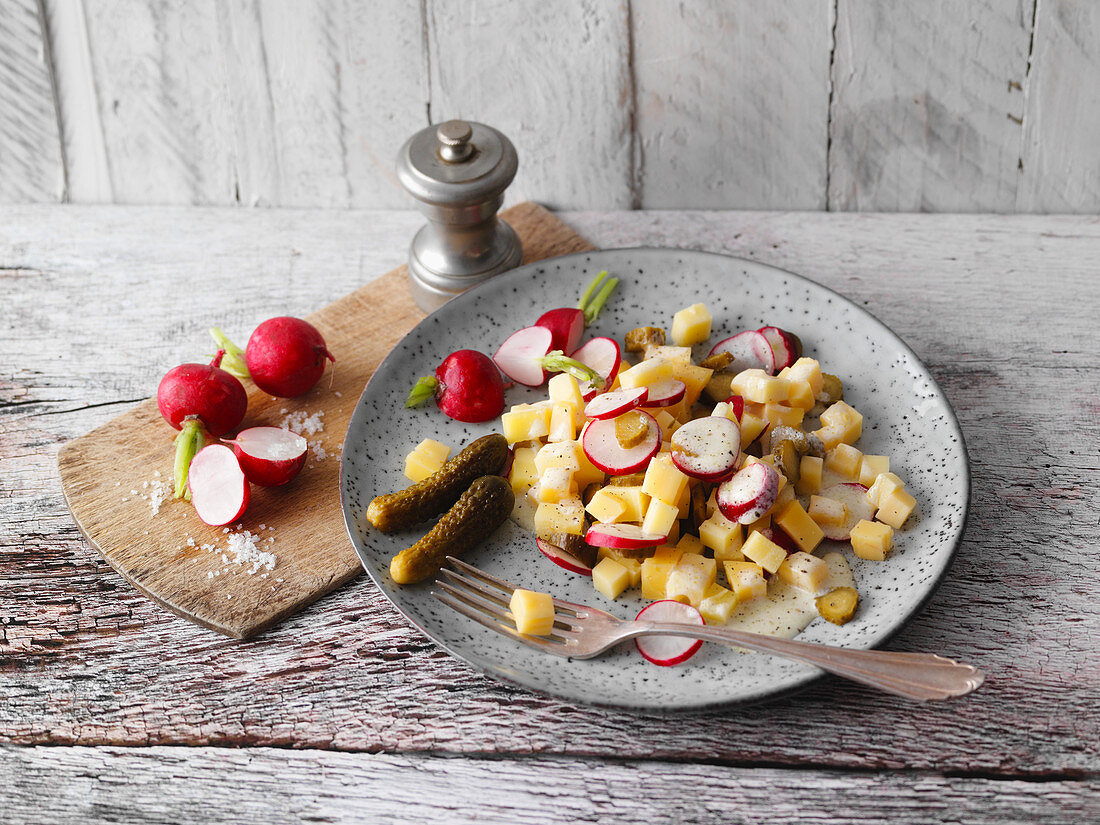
758,326 -> 803,372
493,326 -> 554,386
670,416 -> 741,481
709,330 -> 776,375
585,523 -> 666,549
584,387 -> 648,420
643,378 -> 686,408
188,444 -> 250,526
535,307 -> 586,355
536,537 -> 594,575
231,426 -> 307,487
582,412 -> 660,475
818,482 -> 875,541
716,462 -> 779,523
571,337 -> 621,400
635,600 -> 704,666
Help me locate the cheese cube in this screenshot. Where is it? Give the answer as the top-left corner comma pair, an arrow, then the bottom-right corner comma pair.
501,404 -> 552,443
723,561 -> 767,603
592,557 -> 631,600
773,500 -> 825,553
668,362 -> 714,406
825,443 -> 864,480
820,401 -> 863,443
604,486 -> 650,521
741,530 -> 787,574
664,553 -> 717,606
534,499 -> 586,535
731,369 -> 792,404
642,453 -> 690,506
699,511 -> 744,560
867,472 -> 905,508
712,400 -> 740,422
534,441 -> 579,475
404,438 -> 452,483
644,345 -> 693,365
617,358 -> 674,390
813,424 -> 846,451
533,467 -> 577,504
858,454 -> 891,487
548,373 -> 585,415
651,408 -> 680,438
640,550 -> 681,600
597,548 -> 643,587
785,380 -> 816,410
850,519 -> 895,560
574,443 -> 606,488
671,303 -> 712,346
796,455 -> 824,495
510,589 -> 555,635
642,498 -> 679,539
676,533 -> 705,554
706,487 -> 718,517
547,403 -> 578,442
739,412 -> 768,449
808,495 -> 847,527
586,488 -> 627,523
764,403 -> 804,429
876,487 -> 916,529
777,551 -> 829,593
508,446 -> 539,495
698,584 -> 739,624
785,357 -> 823,396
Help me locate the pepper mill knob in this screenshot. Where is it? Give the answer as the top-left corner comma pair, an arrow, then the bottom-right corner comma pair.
396,119 -> 522,312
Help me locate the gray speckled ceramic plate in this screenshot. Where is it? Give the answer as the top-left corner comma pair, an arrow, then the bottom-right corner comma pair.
340,248 -> 969,710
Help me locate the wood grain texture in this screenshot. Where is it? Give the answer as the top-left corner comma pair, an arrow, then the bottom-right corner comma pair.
828,0 -> 1034,211
1016,0 -> 1100,211
0,208 -> 1097,780
427,0 -> 634,210
0,0 -> 64,202
632,0 -> 831,209
53,202 -> 591,638
4,746 -> 1098,825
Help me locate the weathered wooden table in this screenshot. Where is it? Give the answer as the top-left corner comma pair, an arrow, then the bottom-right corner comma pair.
2,207 -> 1097,823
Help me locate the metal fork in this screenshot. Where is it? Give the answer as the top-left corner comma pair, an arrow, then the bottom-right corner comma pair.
433,557 -> 984,701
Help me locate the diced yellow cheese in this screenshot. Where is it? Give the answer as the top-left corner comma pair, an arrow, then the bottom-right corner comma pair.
876,487 -> 916,529
858,454 -> 891,487
706,487 -> 718,517
640,552 -> 680,600
739,413 -> 768,449
850,519 -> 895,560
786,357 -> 823,396
617,358 -> 674,390
664,553 -> 717,606
773,500 -> 825,553
534,441 -> 580,475
785,380 -> 816,410
723,561 -> 767,603
699,511 -> 744,560
867,471 -> 905,508
808,495 -> 847,527
586,488 -> 627,523
668,362 -> 714,406
508,445 -> 539,495
642,498 -> 679,539
671,303 -> 712,347
501,403 -> 552,443
604,486 -> 650,521
642,453 -> 690,506
592,557 -> 631,600
510,589 -> 555,635
764,402 -> 804,429
650,408 -> 680,438
820,401 -> 863,444
644,345 -> 693,364
574,442 -> 606,488
534,499 -> 586,535
547,373 -> 585,415
777,551 -> 829,593
731,369 -> 792,404
676,533 -> 705,555
741,530 -> 787,573
825,443 -> 864,480
652,544 -> 685,565
813,423 -> 846,450
711,400 -> 740,422
698,584 -> 739,624
547,403 -> 578,443
533,467 -> 577,504
404,438 -> 452,483
796,455 -> 824,495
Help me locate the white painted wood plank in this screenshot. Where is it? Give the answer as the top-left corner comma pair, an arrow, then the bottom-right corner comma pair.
427,0 -> 633,210
4,746 -> 1099,824
0,0 -> 65,202
828,0 -> 1034,211
1016,0 -> 1100,211
632,0 -> 831,209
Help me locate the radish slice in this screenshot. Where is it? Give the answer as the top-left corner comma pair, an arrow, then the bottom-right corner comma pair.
585,523 -> 666,549
709,330 -> 776,375
536,537 -> 594,575
232,426 -> 308,487
493,326 -> 553,386
572,337 -> 621,400
635,600 -> 705,666
584,387 -> 648,420
582,412 -> 660,475
188,444 -> 251,526
535,307 -> 586,355
643,378 -> 686,408
819,482 -> 875,541
724,394 -> 745,420
716,462 -> 779,524
670,416 -> 741,481
758,326 -> 802,372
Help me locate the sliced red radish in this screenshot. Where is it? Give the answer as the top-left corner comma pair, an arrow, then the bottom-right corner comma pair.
535,307 -> 586,355
493,326 -> 554,386
536,537 -> 594,575
642,378 -> 686,408
709,330 -> 776,375
758,326 -> 803,372
724,394 -> 745,420
716,462 -> 779,524
231,426 -> 308,487
761,526 -> 798,554
635,600 -> 705,666
584,387 -> 648,420
585,523 -> 666,549
188,444 -> 251,526
582,412 -> 660,475
819,482 -> 875,541
571,337 -> 621,400
669,416 -> 741,481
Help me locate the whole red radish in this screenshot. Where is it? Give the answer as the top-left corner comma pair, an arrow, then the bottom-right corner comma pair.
406,350 -> 505,423
232,426 -> 308,487
245,317 -> 335,398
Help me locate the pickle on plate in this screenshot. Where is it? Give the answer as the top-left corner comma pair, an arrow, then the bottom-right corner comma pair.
624,326 -> 665,352
816,586 -> 859,625
368,433 -> 509,532
389,475 -> 515,584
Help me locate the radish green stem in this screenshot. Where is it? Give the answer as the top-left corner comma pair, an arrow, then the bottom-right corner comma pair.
576,270 -> 608,313
209,328 -> 249,380
406,376 -> 439,408
173,419 -> 205,501
583,274 -> 619,325
540,351 -> 600,383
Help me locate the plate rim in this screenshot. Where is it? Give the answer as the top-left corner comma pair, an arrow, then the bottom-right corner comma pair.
339,246 -> 971,711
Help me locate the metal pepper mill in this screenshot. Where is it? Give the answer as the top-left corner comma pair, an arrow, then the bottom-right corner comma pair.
396,119 -> 522,312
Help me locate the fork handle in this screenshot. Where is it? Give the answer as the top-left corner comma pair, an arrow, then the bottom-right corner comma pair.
628,622 -> 984,701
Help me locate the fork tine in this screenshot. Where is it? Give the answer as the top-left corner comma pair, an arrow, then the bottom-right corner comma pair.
445,556 -> 584,617
431,591 -> 571,655
440,568 -> 586,632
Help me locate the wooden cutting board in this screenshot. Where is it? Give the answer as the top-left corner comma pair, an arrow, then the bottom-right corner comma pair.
57,203 -> 595,639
